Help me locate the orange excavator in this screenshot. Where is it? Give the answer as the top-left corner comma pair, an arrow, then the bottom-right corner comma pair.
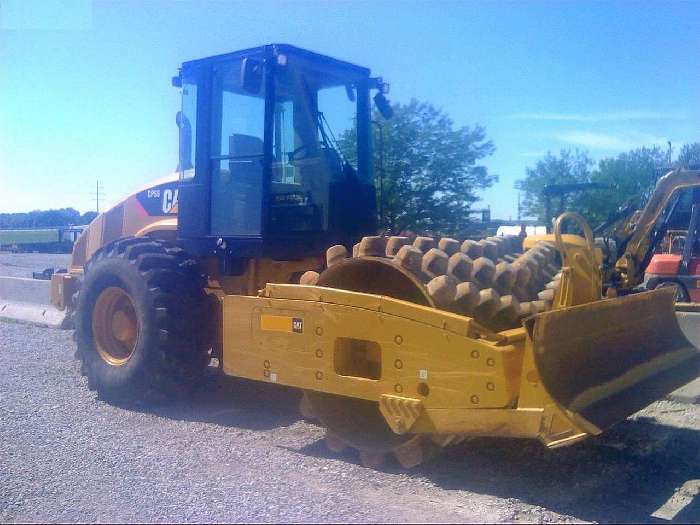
595,168 -> 700,301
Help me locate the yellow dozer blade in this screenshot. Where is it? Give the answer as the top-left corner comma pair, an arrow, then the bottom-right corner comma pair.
529,287 -> 700,436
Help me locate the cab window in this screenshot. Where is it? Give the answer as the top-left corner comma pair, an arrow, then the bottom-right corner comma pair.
269,56 -> 360,233
209,59 -> 266,237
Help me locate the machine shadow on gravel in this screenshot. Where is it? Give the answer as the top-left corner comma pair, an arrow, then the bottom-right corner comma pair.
425,418 -> 700,524
105,366 -> 304,432
296,416 -> 699,524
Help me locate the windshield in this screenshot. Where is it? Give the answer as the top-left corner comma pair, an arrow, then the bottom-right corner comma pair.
269,55 -> 362,233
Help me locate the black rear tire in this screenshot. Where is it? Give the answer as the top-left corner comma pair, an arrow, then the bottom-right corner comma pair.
74,237 -> 210,402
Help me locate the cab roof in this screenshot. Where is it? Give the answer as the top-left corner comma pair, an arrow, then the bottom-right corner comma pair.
181,43 -> 371,77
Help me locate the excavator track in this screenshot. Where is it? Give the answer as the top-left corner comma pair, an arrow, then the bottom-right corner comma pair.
299,233 -> 564,468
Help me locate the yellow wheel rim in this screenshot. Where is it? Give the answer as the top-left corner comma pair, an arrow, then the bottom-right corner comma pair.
92,286 -> 139,366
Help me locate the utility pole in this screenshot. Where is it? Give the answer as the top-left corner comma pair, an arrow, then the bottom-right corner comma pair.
94,180 -> 105,215
517,191 -> 521,222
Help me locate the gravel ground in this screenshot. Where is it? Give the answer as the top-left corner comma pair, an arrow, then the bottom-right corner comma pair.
0,321 -> 699,523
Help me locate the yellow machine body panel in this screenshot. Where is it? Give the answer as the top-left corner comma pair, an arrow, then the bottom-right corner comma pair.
223,284 -> 523,410
222,283 -> 590,445
222,282 -> 699,446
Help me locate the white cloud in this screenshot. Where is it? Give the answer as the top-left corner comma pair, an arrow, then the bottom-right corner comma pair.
556,131 -> 669,151
509,111 -> 686,122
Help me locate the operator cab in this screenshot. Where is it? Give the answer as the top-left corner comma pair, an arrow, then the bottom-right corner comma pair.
173,44 -> 390,265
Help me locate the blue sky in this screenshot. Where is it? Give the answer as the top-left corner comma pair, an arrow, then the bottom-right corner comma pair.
1,0 -> 698,219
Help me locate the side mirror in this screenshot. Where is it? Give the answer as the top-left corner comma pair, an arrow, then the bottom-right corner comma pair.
374,92 -> 393,119
241,58 -> 263,94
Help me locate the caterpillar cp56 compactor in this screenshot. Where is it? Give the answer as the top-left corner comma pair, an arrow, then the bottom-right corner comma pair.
51,44 -> 700,468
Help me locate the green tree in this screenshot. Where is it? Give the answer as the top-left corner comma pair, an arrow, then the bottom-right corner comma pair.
677,142 -> 700,168
578,146 -> 667,226
0,208 -> 84,229
338,99 -> 496,236
80,211 -> 98,224
517,145 -> 691,228
516,149 -> 593,223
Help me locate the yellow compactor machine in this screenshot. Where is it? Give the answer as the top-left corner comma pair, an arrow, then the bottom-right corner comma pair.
50,45 -> 700,468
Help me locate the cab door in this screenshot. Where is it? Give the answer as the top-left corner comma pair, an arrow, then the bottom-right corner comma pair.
208,60 -> 266,237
